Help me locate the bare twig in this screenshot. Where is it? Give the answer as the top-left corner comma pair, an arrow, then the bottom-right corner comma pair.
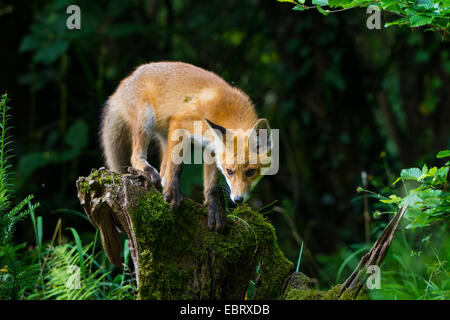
338,204 -> 408,298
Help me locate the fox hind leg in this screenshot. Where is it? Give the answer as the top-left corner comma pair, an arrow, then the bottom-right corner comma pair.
130,106 -> 161,187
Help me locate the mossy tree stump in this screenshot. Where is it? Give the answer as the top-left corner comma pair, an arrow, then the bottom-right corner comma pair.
76,168 -> 293,300
76,168 -> 404,300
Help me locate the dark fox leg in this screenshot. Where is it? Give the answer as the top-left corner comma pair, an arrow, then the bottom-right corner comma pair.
163,163 -> 183,211
204,163 -> 224,232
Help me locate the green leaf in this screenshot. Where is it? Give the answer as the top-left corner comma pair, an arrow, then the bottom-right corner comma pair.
409,14 -> 433,27
400,167 -> 422,181
19,35 -> 42,53
421,163 -> 428,175
435,166 -> 449,183
437,150 -> 450,158
65,119 -> 88,149
313,0 -> 328,5
328,0 -> 351,7
18,152 -> 55,177
416,0 -> 434,10
429,166 -> 437,175
33,41 -> 69,65
293,5 -> 306,11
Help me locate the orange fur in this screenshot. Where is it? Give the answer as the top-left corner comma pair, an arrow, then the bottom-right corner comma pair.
100,61 -> 268,229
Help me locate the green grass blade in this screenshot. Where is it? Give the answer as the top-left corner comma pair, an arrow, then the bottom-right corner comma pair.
67,227 -> 85,276
295,241 -> 304,273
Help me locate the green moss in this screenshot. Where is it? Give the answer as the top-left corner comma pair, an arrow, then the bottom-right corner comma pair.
81,170 -> 120,193
131,191 -> 196,299
233,205 -> 294,300
130,195 -> 293,300
281,272 -> 323,300
80,179 -> 91,194
339,286 -> 369,300
322,284 -> 343,300
282,279 -> 370,300
80,169 -> 121,194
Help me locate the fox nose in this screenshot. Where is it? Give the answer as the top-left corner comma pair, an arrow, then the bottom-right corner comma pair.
234,196 -> 243,204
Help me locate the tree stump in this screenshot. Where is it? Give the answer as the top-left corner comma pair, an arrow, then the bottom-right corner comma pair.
76,168 -> 293,300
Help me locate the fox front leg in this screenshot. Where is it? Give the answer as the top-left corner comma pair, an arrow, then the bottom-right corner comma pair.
203,163 -> 224,232
163,162 -> 183,211
206,188 -> 224,232
162,120 -> 187,210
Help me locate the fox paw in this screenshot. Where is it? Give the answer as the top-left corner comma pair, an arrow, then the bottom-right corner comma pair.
144,165 -> 162,190
207,203 -> 224,232
163,184 -> 182,211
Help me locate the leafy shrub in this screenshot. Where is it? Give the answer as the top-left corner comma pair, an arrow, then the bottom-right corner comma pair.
279,0 -> 450,36
382,150 -> 449,229
354,150 -> 450,299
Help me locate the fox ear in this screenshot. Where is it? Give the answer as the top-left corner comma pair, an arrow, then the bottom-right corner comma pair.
250,118 -> 272,153
204,118 -> 227,143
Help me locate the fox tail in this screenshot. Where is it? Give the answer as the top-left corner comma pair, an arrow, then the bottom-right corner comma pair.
100,101 -> 131,173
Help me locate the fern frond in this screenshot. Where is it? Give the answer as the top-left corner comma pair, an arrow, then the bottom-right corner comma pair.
0,94 -> 40,245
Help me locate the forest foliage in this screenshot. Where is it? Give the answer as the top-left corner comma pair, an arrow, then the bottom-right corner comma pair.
0,0 -> 448,299
279,0 -> 450,36
382,150 -> 450,229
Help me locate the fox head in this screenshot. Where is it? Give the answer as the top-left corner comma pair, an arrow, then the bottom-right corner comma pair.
205,118 -> 272,204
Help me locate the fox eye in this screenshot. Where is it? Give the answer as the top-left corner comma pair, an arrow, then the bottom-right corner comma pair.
227,169 -> 234,176
246,169 -> 256,177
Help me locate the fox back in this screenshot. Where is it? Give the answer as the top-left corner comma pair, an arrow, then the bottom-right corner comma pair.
106,61 -> 258,133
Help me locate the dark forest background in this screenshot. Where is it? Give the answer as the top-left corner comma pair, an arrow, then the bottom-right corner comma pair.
0,0 -> 449,287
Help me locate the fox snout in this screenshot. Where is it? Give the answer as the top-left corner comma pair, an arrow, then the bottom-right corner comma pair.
233,196 -> 244,204
228,180 -> 251,204
230,193 -> 249,204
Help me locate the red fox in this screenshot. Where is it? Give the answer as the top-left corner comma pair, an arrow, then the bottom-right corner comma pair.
100,62 -> 272,231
